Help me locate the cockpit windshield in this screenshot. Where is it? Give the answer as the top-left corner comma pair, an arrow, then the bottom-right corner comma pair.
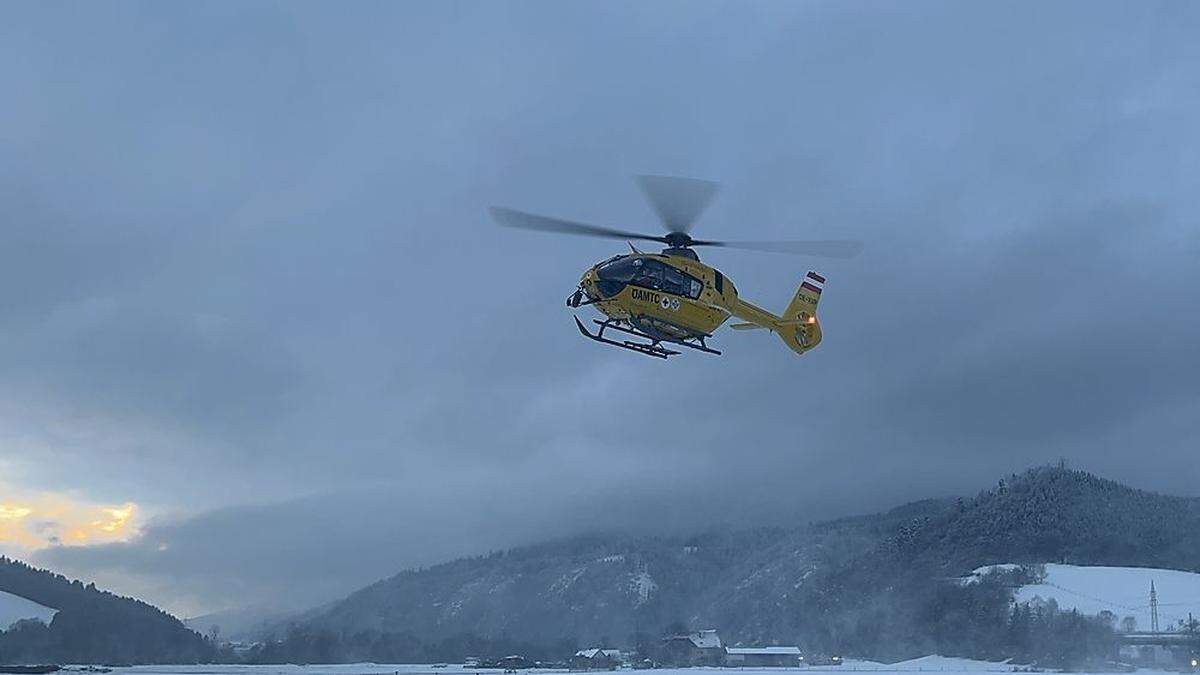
596,256 -> 643,283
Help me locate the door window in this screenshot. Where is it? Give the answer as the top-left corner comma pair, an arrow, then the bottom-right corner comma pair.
662,264 -> 703,299
631,259 -> 665,290
663,266 -> 690,296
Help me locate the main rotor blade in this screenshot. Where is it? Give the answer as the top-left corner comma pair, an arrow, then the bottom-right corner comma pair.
636,175 -> 720,234
693,239 -> 865,259
490,207 -> 667,243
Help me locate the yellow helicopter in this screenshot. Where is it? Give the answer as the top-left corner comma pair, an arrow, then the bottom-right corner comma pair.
491,175 -> 862,359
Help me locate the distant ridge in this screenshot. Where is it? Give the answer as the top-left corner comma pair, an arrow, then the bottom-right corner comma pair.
294,466 -> 1200,658
185,605 -> 294,642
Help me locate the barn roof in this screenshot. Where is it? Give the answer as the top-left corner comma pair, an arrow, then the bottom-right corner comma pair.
726,647 -> 802,655
665,629 -> 722,649
575,648 -> 621,659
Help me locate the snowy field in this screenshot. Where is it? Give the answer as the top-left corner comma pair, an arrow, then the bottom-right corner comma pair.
971,563 -> 1200,631
0,589 -> 57,629
104,660 -> 1181,675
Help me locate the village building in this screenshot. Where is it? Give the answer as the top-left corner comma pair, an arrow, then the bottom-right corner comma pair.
725,646 -> 804,667
661,629 -> 725,666
571,648 -> 621,670
496,655 -> 532,671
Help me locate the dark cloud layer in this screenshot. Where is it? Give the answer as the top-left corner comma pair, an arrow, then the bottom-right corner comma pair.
3,0 -> 1199,615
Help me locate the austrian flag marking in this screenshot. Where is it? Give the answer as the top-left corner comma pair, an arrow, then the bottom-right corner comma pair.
801,271 -> 825,295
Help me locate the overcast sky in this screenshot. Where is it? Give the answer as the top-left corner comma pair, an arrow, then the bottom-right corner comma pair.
2,1 -> 1198,618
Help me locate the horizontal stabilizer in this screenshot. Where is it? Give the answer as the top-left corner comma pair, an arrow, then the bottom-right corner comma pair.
731,318 -> 810,331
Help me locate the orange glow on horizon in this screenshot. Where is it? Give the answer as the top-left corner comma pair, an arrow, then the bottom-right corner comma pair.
0,487 -> 139,550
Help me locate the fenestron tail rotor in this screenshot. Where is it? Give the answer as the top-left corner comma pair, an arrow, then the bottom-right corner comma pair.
490,175 -> 863,260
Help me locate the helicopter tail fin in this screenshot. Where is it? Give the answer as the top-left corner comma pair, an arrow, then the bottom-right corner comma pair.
776,271 -> 824,355
785,271 -> 823,318
728,271 -> 825,356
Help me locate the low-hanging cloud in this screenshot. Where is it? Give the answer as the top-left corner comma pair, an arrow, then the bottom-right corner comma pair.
3,0 -> 1199,616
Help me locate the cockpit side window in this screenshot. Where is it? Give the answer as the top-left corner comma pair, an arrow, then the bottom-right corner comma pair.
662,266 -> 689,296
659,264 -> 703,299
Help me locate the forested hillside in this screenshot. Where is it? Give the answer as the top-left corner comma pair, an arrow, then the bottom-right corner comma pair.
899,467 -> 1200,571
806,466 -> 1200,656
0,557 -> 214,664
301,497 -> 952,644
281,467 -> 1196,663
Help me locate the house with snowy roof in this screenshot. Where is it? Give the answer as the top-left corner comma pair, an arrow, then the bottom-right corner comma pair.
571,648 -> 621,669
661,629 -> 724,666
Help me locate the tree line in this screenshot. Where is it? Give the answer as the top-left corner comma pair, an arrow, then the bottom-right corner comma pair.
0,557 -> 213,665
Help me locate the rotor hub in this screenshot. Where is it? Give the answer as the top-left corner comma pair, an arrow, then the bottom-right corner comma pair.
661,246 -> 699,260
662,232 -> 693,248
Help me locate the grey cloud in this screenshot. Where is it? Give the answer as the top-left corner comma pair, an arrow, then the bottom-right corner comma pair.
5,0 -> 1200,615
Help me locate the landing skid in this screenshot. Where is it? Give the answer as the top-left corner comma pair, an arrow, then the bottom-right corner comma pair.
573,317 -> 721,359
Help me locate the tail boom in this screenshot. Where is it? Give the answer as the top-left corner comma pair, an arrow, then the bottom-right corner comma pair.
730,271 -> 825,356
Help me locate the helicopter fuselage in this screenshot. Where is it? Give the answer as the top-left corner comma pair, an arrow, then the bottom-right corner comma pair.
575,252 -> 737,341
566,250 -> 826,358
492,174 -> 849,358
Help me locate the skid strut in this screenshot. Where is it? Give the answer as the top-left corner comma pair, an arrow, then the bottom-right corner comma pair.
575,317 -> 680,359
604,319 -> 722,355
573,317 -> 721,359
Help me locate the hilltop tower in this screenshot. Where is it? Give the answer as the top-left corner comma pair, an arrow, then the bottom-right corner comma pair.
1150,580 -> 1160,633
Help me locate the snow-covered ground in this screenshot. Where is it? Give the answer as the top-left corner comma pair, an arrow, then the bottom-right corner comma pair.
107,662 -> 1180,675
970,563 -> 1200,631
0,588 -> 57,629
871,656 -> 1009,671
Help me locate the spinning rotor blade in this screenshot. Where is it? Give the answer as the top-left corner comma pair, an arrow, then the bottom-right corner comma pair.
490,207 -> 667,244
693,239 -> 865,259
636,175 -> 720,234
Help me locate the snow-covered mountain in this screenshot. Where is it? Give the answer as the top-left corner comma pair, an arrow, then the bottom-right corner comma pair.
294,466 -> 1200,654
